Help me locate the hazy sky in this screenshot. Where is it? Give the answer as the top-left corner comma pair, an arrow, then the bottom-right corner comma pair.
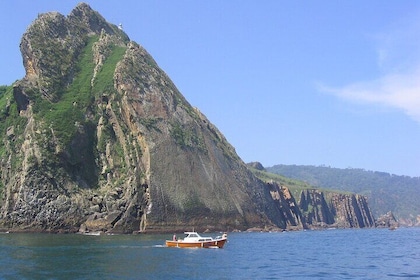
1,1 -> 420,176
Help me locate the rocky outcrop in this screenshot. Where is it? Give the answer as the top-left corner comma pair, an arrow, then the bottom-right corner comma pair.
0,3 -> 376,233
328,193 -> 375,228
0,3 -> 283,233
375,211 -> 399,228
299,189 -> 335,227
265,186 -> 375,230
247,162 -> 265,171
18,3 -> 128,101
397,215 -> 420,227
266,182 -> 305,230
298,190 -> 375,228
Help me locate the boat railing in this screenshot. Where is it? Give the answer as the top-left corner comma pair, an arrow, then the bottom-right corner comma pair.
198,238 -> 213,242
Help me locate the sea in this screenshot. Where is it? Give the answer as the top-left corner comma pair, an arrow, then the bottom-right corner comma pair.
0,227 -> 419,279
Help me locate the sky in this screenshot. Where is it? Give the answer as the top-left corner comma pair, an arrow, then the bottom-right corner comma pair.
1,1 -> 420,177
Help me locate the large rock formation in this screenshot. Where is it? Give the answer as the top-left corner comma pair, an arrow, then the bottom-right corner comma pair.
0,3 -> 284,233
299,189 -> 335,227
266,183 -> 305,230
299,189 -> 375,228
0,3 -> 375,233
266,183 -> 375,230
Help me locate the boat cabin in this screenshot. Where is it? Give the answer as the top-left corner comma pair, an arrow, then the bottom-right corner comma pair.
183,232 -> 213,242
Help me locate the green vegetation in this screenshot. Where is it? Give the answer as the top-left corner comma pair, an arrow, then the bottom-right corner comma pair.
0,85 -> 27,186
93,45 -> 126,94
170,122 -> 206,152
0,85 -> 7,96
0,86 -> 28,157
267,164 -> 420,220
0,85 -> 12,123
139,118 -> 161,132
248,167 -> 314,198
170,122 -> 186,147
26,18 -> 83,100
0,85 -> 12,157
32,36 -> 98,147
249,166 -> 352,199
32,35 -> 126,148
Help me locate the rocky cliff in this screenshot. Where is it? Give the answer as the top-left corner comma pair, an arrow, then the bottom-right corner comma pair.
0,3 -> 375,233
265,183 -> 305,230
0,3 -> 284,233
265,183 -> 375,230
299,189 -> 375,228
247,165 -> 376,229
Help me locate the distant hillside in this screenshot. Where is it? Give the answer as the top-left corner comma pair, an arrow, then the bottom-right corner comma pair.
266,164 -> 420,226
247,165 -> 375,229
247,164 -> 348,198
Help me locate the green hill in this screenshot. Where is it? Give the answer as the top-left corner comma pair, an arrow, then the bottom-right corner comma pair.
266,164 -> 420,225
247,166 -> 351,198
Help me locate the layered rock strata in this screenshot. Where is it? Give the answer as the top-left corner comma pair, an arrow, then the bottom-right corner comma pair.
0,3 -> 375,233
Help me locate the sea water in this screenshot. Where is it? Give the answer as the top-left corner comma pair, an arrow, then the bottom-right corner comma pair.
0,227 -> 419,279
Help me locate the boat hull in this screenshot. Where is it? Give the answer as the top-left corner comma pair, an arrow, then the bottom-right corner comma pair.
166,238 -> 227,249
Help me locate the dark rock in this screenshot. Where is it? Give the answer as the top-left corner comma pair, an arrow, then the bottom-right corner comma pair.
299,189 -> 335,227
247,162 -> 265,171
328,193 -> 375,228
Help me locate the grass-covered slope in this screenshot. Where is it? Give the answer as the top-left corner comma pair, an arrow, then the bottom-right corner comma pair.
267,164 -> 420,224
249,166 -> 351,198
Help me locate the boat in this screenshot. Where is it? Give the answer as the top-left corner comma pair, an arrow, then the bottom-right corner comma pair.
165,231 -> 228,248
82,231 -> 102,236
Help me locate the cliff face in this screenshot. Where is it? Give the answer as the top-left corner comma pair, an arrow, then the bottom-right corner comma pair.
299,189 -> 375,228
266,183 -> 305,230
266,164 -> 420,226
0,3 -> 375,233
263,184 -> 375,230
327,192 -> 375,228
0,3 -> 283,233
299,189 -> 335,227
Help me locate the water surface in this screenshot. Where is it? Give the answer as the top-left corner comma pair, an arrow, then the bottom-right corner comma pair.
0,227 -> 419,279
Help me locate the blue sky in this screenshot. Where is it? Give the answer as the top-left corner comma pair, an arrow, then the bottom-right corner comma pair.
1,1 -> 420,176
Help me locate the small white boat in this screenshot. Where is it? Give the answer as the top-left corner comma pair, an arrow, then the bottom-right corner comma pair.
166,231 -> 227,248
82,231 -> 102,236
